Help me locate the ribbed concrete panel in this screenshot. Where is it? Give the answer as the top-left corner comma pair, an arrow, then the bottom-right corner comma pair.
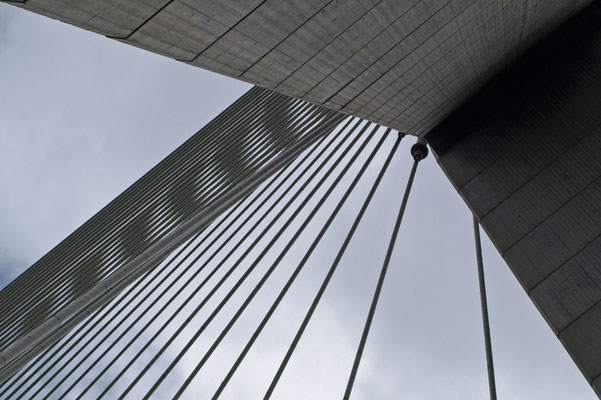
482,126 -> 601,252
427,4 -> 601,397
13,0 -> 168,37
3,0 -> 592,135
595,376 -> 601,397
560,302 -> 601,382
124,1 -> 228,61
504,178 -> 601,288
531,237 -> 601,331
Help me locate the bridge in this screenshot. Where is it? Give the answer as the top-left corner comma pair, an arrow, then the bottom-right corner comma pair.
0,0 -> 600,398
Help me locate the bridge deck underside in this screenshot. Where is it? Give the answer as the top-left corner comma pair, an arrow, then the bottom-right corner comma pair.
4,0 -> 591,135
427,4 -> 601,396
5,0 -> 601,397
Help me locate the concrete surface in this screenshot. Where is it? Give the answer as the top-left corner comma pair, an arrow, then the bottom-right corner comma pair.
427,3 -> 601,396
5,0 -> 601,396
2,0 -> 592,135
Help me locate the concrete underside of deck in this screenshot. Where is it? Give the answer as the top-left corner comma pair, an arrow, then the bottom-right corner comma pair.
427,4 -> 601,395
5,0 -> 601,396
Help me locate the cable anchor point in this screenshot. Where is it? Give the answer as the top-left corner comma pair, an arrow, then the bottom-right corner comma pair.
410,137 -> 428,161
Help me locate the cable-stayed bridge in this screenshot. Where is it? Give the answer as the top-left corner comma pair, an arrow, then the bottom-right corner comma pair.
1,0 -> 601,398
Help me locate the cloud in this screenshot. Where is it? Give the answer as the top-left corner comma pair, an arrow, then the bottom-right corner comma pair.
0,3 -> 596,399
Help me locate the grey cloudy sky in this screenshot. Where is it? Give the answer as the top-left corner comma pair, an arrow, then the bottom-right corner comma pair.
0,3 -> 596,399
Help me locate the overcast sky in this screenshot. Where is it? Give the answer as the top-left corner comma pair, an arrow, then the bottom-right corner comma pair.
0,3 -> 597,399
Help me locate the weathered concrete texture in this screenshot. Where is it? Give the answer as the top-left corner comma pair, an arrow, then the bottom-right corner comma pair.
427,3 -> 601,397
5,0 -> 601,393
3,0 -> 592,135
11,0 -> 170,37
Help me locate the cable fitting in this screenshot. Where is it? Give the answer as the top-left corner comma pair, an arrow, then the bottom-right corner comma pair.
410,137 -> 428,161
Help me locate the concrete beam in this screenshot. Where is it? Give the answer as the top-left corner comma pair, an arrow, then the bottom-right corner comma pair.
427,3 -> 601,396
3,0 -> 591,135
